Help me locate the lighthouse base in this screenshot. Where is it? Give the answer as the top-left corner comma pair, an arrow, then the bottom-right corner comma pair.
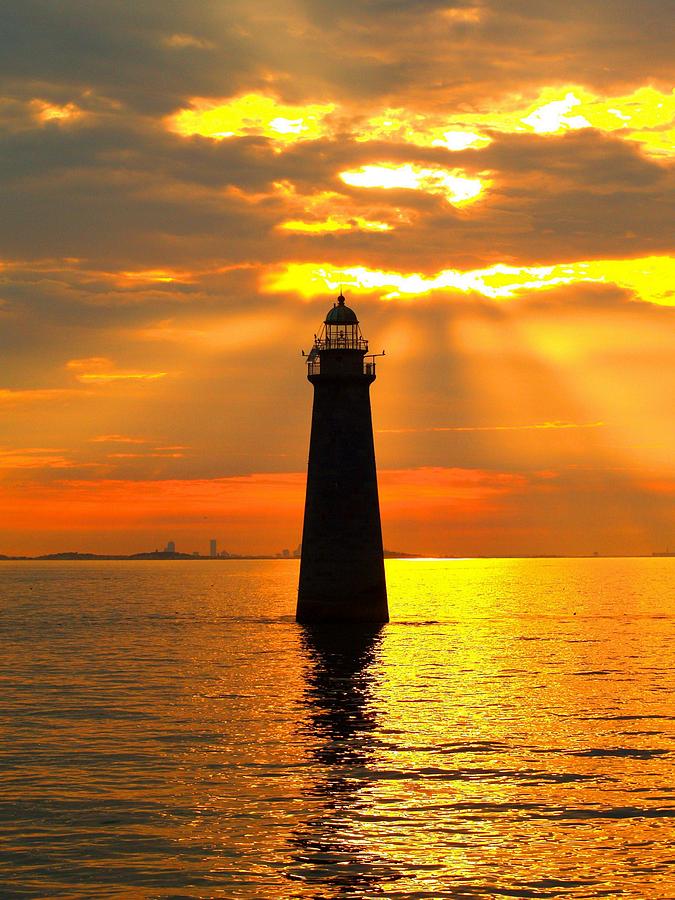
297,566 -> 389,623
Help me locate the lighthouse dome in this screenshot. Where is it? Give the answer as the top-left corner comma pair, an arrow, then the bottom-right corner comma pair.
325,293 -> 358,324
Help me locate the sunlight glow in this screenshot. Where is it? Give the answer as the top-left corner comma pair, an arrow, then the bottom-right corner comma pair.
263,255 -> 675,305
168,93 -> 335,143
339,164 -> 486,205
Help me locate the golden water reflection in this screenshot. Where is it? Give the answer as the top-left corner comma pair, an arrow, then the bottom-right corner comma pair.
0,559 -> 672,898
287,626 -> 399,894
286,559 -> 674,898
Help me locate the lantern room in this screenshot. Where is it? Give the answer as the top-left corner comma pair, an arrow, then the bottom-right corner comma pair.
319,293 -> 367,350
305,292 -> 375,378
314,292 -> 368,353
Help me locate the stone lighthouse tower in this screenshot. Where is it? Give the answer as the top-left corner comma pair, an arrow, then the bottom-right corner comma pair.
297,292 -> 388,623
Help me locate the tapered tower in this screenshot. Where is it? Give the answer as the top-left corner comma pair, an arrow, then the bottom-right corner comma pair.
297,293 -> 388,622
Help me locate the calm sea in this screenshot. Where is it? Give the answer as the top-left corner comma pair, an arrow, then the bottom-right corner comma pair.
0,558 -> 673,899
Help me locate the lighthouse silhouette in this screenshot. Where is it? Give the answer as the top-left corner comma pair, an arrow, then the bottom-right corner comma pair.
296,292 -> 388,623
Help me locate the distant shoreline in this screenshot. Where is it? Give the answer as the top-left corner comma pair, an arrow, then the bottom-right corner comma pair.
0,552 -> 672,561
0,550 -> 420,562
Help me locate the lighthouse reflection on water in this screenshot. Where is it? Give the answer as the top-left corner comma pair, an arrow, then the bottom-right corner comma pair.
297,293 -> 388,623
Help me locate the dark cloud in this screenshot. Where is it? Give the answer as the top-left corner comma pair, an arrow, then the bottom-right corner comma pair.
1,0 -> 673,116
0,1 -> 249,113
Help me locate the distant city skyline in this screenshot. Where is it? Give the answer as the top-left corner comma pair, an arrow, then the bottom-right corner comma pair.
2,538 -> 673,561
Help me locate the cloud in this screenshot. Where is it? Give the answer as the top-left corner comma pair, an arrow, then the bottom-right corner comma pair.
2,1 -> 673,124
66,357 -> 169,383
379,421 -> 605,434
0,447 -> 75,469
90,434 -> 148,443
107,451 -> 186,459
0,388 -> 85,406
162,33 -> 215,51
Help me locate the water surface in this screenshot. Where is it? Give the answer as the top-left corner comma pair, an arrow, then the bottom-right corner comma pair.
0,558 -> 673,898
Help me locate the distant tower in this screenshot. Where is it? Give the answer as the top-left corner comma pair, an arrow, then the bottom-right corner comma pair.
166,540 -> 176,554
297,293 -> 388,622
209,539 -> 217,558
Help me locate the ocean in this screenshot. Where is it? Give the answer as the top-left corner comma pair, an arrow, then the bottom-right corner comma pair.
0,558 -> 673,899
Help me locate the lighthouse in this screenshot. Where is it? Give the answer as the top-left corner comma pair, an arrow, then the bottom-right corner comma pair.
297,293 -> 388,623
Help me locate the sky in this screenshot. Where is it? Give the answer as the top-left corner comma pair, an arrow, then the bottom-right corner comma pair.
1,0 -> 674,557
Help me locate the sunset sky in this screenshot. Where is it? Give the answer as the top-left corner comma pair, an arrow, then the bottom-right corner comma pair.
1,0 -> 673,556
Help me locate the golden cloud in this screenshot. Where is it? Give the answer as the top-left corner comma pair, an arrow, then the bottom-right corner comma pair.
168,86 -> 675,158
167,93 -> 336,144
280,215 -> 391,234
358,86 -> 675,158
66,357 -> 169,383
263,255 -> 675,304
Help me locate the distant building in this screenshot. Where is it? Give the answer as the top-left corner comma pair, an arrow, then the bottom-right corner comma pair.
165,540 -> 176,553
282,548 -> 290,558
209,539 -> 217,558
